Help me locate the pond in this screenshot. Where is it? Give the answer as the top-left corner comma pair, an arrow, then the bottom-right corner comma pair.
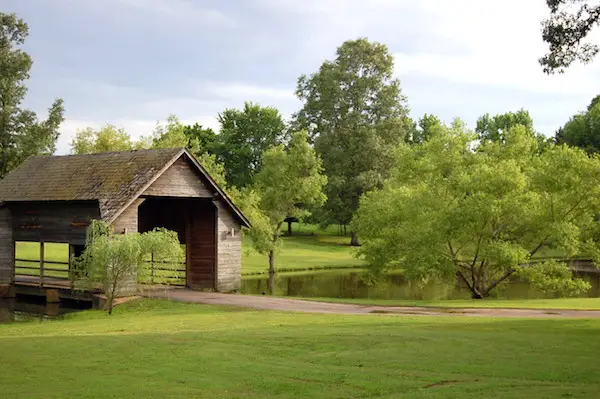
241,269 -> 600,300
0,296 -> 92,324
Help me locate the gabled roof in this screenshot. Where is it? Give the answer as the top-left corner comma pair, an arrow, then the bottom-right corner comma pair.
0,148 -> 250,227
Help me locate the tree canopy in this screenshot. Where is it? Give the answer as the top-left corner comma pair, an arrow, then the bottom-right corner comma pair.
555,95 -> 600,153
294,38 -> 410,243
540,0 -> 600,73
0,12 -> 64,177
214,102 -> 287,189
353,124 -> 600,298
476,109 -> 535,143
70,124 -> 137,154
240,131 -> 327,293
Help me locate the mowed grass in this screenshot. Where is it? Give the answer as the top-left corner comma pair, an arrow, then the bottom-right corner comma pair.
13,223 -> 365,276
0,299 -> 599,398
302,297 -> 600,310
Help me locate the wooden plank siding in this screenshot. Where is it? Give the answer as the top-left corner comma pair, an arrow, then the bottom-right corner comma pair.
112,198 -> 145,234
8,201 -> 100,244
0,207 -> 14,286
187,205 -> 217,289
216,201 -> 242,291
143,158 -> 213,198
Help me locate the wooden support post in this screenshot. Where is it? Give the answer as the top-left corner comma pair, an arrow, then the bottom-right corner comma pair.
12,241 -> 15,285
46,289 -> 60,303
68,244 -> 74,288
150,251 -> 155,284
39,241 -> 45,288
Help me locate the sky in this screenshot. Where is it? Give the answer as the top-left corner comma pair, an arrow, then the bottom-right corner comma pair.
3,0 -> 600,154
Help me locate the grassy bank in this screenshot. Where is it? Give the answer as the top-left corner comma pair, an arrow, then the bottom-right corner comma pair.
1,299 -> 599,398
301,297 -> 600,310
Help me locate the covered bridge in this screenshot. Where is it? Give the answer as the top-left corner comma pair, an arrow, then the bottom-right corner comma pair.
0,148 -> 249,297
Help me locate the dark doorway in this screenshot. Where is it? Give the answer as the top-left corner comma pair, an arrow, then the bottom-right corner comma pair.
138,198 -> 216,289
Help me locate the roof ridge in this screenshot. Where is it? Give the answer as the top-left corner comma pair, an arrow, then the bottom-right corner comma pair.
32,147 -> 185,159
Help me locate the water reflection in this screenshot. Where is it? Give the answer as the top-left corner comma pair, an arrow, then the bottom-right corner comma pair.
0,296 -> 92,324
241,270 -> 600,300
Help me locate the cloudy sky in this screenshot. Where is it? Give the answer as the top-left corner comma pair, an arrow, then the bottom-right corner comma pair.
3,0 -> 600,154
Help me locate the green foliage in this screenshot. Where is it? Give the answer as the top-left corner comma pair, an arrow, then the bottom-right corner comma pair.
76,220 -> 183,314
240,131 -> 327,277
353,123 -> 600,298
476,109 -> 534,143
540,0 -> 600,73
294,38 -> 410,233
184,122 -> 217,155
0,12 -> 64,178
70,124 -> 134,154
214,102 -> 287,188
149,114 -> 188,150
556,95 -> 600,153
519,260 -> 590,297
410,113 -> 444,143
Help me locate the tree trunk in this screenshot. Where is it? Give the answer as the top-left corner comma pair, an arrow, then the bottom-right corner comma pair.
343,224 -> 347,236
268,250 -> 276,295
287,220 -> 293,236
350,231 -> 360,246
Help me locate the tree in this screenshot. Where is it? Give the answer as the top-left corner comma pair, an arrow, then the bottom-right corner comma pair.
476,109 -> 534,143
294,38 -> 410,245
241,131 -> 327,294
213,102 -> 287,188
540,0 -> 600,74
0,13 -> 64,178
150,115 -> 217,157
150,114 -> 188,150
353,124 -> 600,299
70,124 -> 134,154
410,114 -> 444,144
184,123 -> 217,155
76,220 -> 183,315
556,95 -> 600,153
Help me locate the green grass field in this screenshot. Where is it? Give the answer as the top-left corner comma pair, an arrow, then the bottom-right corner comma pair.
1,299 -> 599,398
301,297 -> 600,310
13,223 -> 364,277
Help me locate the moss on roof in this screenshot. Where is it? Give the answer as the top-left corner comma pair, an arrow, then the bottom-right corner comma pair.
0,148 -> 184,220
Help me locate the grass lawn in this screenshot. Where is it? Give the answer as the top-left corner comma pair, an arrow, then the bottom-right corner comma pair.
1,299 -> 599,398
242,233 -> 365,275
13,223 -> 365,277
301,297 -> 600,310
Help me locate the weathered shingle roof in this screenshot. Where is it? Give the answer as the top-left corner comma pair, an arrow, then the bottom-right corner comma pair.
0,148 -> 250,227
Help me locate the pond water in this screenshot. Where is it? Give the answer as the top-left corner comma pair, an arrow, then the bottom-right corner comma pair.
241,270 -> 600,300
0,296 -> 92,324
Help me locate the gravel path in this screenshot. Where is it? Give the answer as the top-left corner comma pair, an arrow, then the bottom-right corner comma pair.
143,288 -> 600,318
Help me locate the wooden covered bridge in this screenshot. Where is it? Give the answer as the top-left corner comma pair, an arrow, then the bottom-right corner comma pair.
0,148 -> 249,299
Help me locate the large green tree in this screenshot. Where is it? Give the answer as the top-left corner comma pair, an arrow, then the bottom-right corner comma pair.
0,13 -> 64,178
555,95 -> 600,153
540,0 -> 600,73
240,131 -> 327,294
70,124 -> 136,154
294,38 -> 410,245
353,124 -> 600,299
213,102 -> 286,189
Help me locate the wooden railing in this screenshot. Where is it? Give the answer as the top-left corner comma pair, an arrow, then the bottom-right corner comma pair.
140,253 -> 186,286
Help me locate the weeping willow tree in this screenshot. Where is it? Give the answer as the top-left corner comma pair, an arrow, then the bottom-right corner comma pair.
75,220 -> 183,314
